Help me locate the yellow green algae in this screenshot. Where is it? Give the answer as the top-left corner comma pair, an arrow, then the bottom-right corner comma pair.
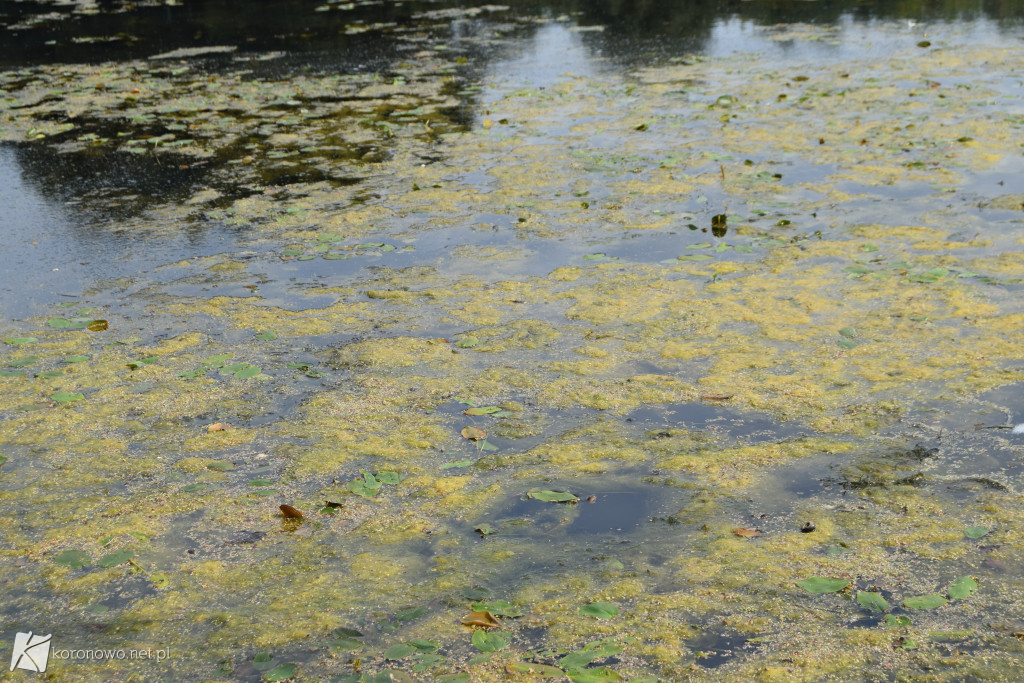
2,24 -> 1024,683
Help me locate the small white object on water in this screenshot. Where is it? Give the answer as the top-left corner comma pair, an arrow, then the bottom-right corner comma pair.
1013,424 -> 1024,434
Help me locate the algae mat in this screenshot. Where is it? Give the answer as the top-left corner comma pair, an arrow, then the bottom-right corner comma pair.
2,21 -> 1024,682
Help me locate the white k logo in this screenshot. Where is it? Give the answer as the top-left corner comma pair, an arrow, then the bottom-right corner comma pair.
10,632 -> 52,672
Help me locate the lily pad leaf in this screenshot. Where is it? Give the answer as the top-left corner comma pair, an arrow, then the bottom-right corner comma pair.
384,644 -> 416,660
560,650 -> 599,669
528,490 -> 579,503
234,365 -> 262,379
394,606 -> 427,621
52,391 -> 84,403
348,480 -> 378,497
796,577 -> 850,594
471,630 -> 507,652
441,460 -> 473,469
329,638 -> 363,652
948,576 -> 978,600
505,662 -> 565,677
471,600 -> 522,617
857,591 -> 890,612
964,525 -> 988,538
55,550 -> 91,568
407,638 -> 439,653
262,663 -> 297,681
462,426 -> 487,440
97,550 -> 134,568
579,602 -> 619,619
567,667 -> 623,683
376,471 -> 400,485
255,330 -> 278,341
461,611 -> 501,628
455,336 -> 479,348
464,406 -> 502,415
463,586 -> 492,601
4,337 -> 37,345
884,614 -> 912,627
903,594 -> 948,609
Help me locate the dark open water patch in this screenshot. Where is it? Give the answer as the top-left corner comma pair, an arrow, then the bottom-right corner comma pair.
629,401 -> 811,444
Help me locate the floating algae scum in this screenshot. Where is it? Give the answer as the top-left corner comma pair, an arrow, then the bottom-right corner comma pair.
2,1 -> 1024,680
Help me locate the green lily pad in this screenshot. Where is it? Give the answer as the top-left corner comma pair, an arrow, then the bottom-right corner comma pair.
4,337 -> 37,345
884,614 -> 912,627
464,406 -> 502,415
9,356 -> 39,367
463,586 -> 492,601
348,480 -> 378,497
376,471 -> 400,485
384,644 -> 416,660
948,576 -> 978,600
964,526 -> 988,538
234,364 -> 262,379
579,602 -> 619,619
903,594 -> 948,609
455,336 -> 479,348
796,577 -> 850,594
394,606 -> 427,621
567,667 -> 623,683
55,550 -> 91,569
856,591 -> 890,612
527,490 -> 579,503
407,639 -> 439,653
262,663 -> 297,681
255,331 -> 278,341
560,650 -> 599,669
329,638 -> 363,652
97,550 -> 134,567
248,478 -> 274,487
441,460 -> 473,469
506,662 -> 564,677
51,391 -> 84,403
471,630 -> 507,652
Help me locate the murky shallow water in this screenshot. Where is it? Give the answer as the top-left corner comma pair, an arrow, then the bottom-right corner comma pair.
2,1 -> 1024,681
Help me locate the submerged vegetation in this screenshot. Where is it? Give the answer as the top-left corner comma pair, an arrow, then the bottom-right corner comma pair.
1,5 -> 1024,682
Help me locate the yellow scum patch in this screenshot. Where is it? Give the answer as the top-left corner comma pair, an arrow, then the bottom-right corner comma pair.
655,438 -> 855,488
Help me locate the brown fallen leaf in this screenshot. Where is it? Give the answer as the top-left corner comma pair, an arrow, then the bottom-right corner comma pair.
207,422 -> 231,432
460,610 -> 502,629
732,527 -> 760,538
461,426 -> 486,440
86,320 -> 109,332
701,393 -> 733,401
279,504 -> 304,519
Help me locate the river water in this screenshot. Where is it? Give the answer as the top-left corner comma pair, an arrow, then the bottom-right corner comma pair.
1,1 -> 1024,681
